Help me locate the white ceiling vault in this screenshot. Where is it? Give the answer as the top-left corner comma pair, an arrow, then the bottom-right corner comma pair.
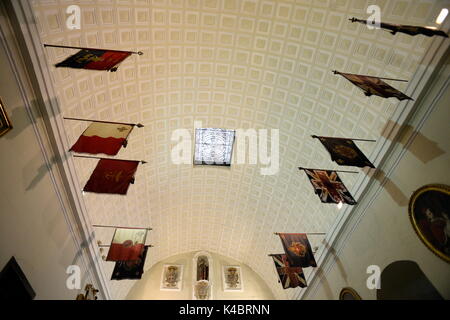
30,0 -> 446,299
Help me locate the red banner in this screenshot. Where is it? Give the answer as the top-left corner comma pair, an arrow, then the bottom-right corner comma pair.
83,159 -> 139,195
106,228 -> 148,262
70,122 -> 133,156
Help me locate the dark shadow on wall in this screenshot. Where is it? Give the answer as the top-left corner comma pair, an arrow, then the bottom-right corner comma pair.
4,96 -> 61,141
305,241 -> 349,300
313,267 -> 334,300
376,260 -> 443,300
361,167 -> 409,207
68,231 -> 97,296
321,240 -> 348,283
4,100 -> 40,141
24,152 -> 70,191
380,120 -> 445,164
3,95 -> 67,191
360,117 -> 445,207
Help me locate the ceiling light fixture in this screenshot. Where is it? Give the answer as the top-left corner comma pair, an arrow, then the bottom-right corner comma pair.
337,201 -> 343,210
436,8 -> 448,25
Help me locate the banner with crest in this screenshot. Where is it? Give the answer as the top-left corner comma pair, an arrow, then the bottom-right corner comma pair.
313,135 -> 375,168
278,233 -> 317,268
83,159 -> 139,195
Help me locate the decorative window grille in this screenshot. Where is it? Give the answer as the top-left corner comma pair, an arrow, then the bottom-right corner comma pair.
194,128 -> 235,166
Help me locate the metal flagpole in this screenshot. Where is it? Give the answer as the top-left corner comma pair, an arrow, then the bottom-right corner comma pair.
72,155 -> 147,164
348,18 -> 400,35
332,70 -> 408,82
93,225 -> 152,231
273,232 -> 326,236
349,17 -> 365,23
298,167 -> 359,174
63,117 -> 144,128
43,44 -> 143,55
311,135 -> 376,142
98,244 -> 154,248
347,17 -> 449,38
122,127 -> 134,149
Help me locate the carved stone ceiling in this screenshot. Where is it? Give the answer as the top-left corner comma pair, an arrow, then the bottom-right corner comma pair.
31,0 -> 445,299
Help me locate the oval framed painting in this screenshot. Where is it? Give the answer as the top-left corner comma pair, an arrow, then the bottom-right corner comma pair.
409,184 -> 450,263
339,287 -> 362,300
0,97 -> 13,137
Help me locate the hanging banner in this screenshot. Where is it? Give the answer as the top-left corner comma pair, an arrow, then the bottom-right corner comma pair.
83,159 -> 140,195
106,228 -> 148,262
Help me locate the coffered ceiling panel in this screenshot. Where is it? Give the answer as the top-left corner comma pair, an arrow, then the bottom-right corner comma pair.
31,0 -> 445,299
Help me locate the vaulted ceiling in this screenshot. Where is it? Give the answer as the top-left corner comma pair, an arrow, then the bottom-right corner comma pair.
31,0 -> 446,299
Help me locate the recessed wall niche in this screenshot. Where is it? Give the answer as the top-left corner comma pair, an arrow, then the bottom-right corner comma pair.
192,251 -> 213,300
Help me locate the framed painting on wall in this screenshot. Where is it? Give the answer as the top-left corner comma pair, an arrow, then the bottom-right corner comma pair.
0,97 -> 12,137
222,265 -> 243,292
160,264 -> 183,291
0,256 -> 36,300
408,184 -> 450,263
339,287 -> 362,300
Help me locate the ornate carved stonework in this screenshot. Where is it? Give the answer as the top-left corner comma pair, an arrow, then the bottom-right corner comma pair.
225,267 -> 239,288
165,266 -> 179,287
160,264 -> 183,291
194,280 -> 210,300
223,266 -> 243,291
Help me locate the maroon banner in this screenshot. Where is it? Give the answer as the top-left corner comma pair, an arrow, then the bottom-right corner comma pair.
83,159 -> 139,195
70,135 -> 126,156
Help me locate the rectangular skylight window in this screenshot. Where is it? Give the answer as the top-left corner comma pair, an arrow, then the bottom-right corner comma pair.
194,128 -> 235,166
